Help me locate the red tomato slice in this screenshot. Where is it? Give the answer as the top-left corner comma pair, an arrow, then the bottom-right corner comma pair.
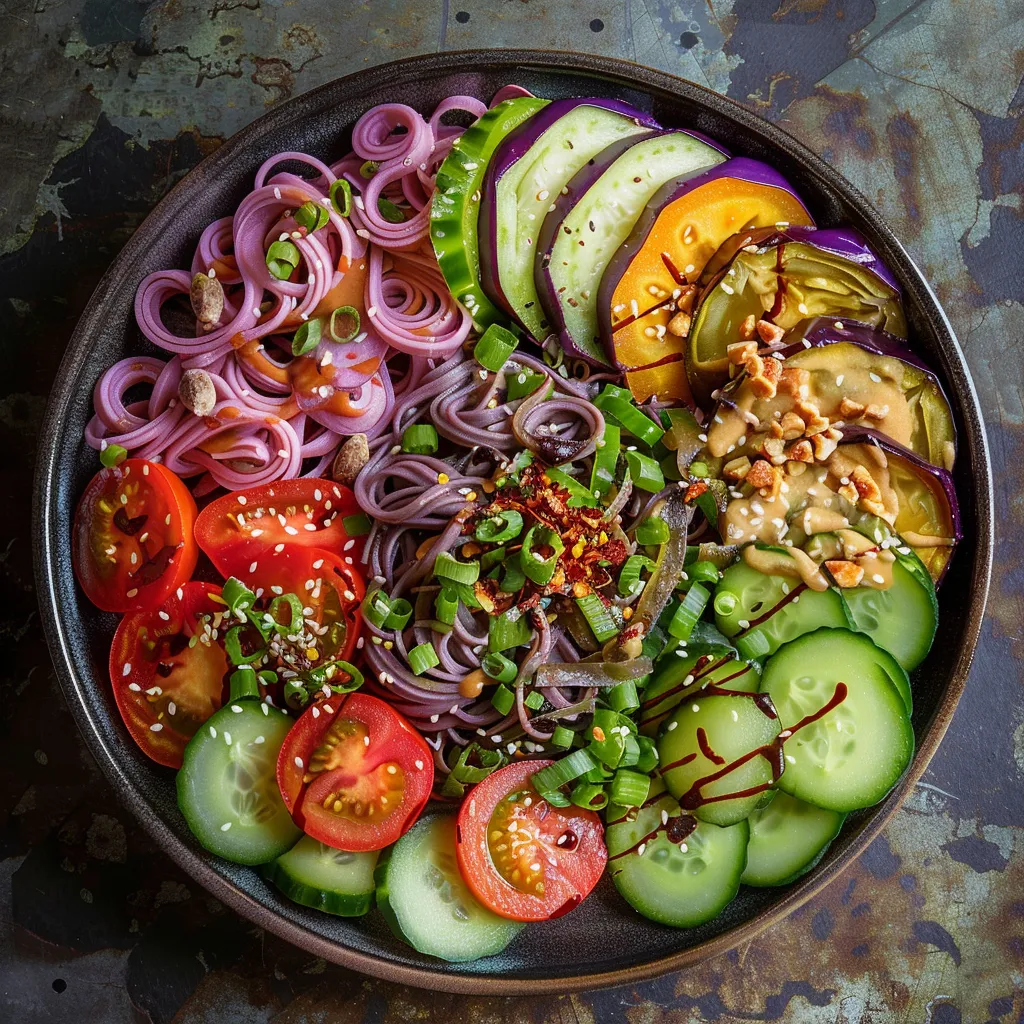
194,479 -> 363,576
221,545 -> 365,666
277,693 -> 434,851
73,459 -> 198,613
109,582 -> 229,768
455,760 -> 607,922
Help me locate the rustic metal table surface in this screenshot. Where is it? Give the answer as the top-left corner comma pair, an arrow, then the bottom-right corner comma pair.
2,2 -> 1022,1021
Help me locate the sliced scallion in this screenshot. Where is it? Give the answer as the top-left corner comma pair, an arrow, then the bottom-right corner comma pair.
570,781 -> 608,810
618,554 -> 656,597
545,467 -> 597,508
222,577 -> 257,616
686,559 -> 721,585
359,160 -> 379,178
329,178 -> 352,217
433,551 -> 480,585
519,525 -> 564,586
490,684 -> 515,716
593,388 -> 665,447
609,769 -> 651,808
575,594 -> 618,643
634,735 -> 659,774
378,196 -> 406,223
475,509 -> 523,544
292,317 -> 321,357
99,443 -> 128,468
533,749 -> 597,793
505,367 -> 546,401
550,725 -> 575,749
269,593 -> 305,632
500,558 -> 526,594
481,651 -> 517,684
488,608 -> 532,652
474,323 -> 519,372
401,424 -> 439,455
435,588 -> 459,626
624,450 -> 665,492
328,305 -> 361,343
383,597 -> 412,630
342,512 -> 372,536
589,422 -> 620,498
524,690 -> 545,711
409,642 -> 439,675
294,199 -> 329,233
606,680 -> 640,715
667,583 -> 711,641
265,239 -> 300,281
362,590 -> 393,628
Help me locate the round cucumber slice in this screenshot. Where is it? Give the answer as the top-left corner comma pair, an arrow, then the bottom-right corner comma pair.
263,836 -> 377,917
375,814 -> 524,962
760,628 -> 914,812
640,650 -> 760,736
177,698 -> 301,865
658,693 -> 781,826
607,781 -> 748,928
842,552 -> 937,672
741,791 -> 845,887
431,97 -> 548,330
714,560 -> 851,659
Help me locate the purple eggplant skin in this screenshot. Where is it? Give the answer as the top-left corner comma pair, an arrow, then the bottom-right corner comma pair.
477,97 -> 661,328
840,425 -> 962,585
596,156 -> 812,367
533,128 -> 730,363
697,223 -> 901,302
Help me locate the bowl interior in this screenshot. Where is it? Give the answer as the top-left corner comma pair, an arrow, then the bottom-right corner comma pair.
34,51 -> 990,994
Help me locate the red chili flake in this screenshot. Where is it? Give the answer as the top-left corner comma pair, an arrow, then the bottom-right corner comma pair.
684,479 -> 709,503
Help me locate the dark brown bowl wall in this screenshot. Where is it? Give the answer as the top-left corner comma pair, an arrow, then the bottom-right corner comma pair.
32,51 -> 992,995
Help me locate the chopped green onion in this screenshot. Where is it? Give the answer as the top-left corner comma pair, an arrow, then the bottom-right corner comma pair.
601,384 -> 633,402
475,509 -> 523,544
506,367 -> 546,401
401,424 -> 439,455
383,597 -> 412,630
309,659 -> 364,692
433,551 -> 480,585
659,451 -> 683,482
329,178 -> 352,217
634,735 -> 659,774
687,560 -> 721,585
618,554 -> 656,597
265,239 -> 300,281
328,305 -> 361,343
593,389 -> 665,446
667,583 -> 711,641
450,743 -> 505,784
519,525 -> 564,585
500,557 -> 526,594
362,590 -> 393,628
607,680 -> 640,714
359,160 -> 379,178
588,709 -> 629,767
222,577 -> 257,615
292,317 -> 321,357
575,594 -> 618,643
225,625 -> 261,666
545,467 -> 597,508
550,725 -> 575,749
619,732 -> 641,768
269,593 -> 305,632
474,323 -> 519,372
584,763 -> 614,785
99,443 -> 128,468
609,769 -> 651,808
409,642 -> 439,675
481,651 -> 517,683
689,460 -> 709,478
589,422 -> 621,498
488,608 -> 533,652
446,580 -> 480,609
570,781 -> 608,810
479,546 -> 507,573
736,628 -> 772,661
435,588 -> 459,626
694,481 -> 723,526
294,199 -> 329,233
229,667 -> 260,701
490,684 -> 515,716
533,749 -> 597,793
641,623 -> 668,662
524,690 -> 545,711
377,196 -> 406,223
342,512 -> 372,537
635,516 -> 671,546
624,450 -> 665,492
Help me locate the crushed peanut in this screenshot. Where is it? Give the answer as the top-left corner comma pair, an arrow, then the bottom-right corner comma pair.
825,559 -> 865,588
755,319 -> 786,346
727,341 -> 758,366
667,310 -> 692,338
785,439 -> 814,463
738,314 -> 757,341
780,411 -> 806,440
838,397 -> 866,419
722,455 -> 752,481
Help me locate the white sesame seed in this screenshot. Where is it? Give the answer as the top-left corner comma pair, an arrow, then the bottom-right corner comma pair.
122,663 -> 132,677
150,723 -> 163,732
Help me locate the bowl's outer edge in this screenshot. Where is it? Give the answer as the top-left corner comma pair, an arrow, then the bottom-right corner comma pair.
32,48 -> 993,995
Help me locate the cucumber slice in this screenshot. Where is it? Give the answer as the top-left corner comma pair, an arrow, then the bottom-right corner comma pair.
841,551 -> 938,672
714,560 -> 851,659
607,778 -> 748,927
489,104 -> 653,340
760,628 -> 914,812
658,693 -> 781,826
177,696 -> 301,865
741,792 -> 845,887
640,651 -> 760,736
541,132 -> 725,364
263,836 -> 377,916
375,814 -> 524,962
431,97 -> 548,330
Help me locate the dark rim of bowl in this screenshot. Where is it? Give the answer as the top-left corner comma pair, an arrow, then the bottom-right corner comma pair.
32,49 -> 993,995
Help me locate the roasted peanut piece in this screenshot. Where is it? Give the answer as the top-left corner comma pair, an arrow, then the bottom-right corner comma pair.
838,397 -> 866,419
331,433 -> 370,486
728,340 -> 758,365
755,319 -> 786,346
780,411 -> 806,440
722,455 -> 752,481
825,559 -> 865,588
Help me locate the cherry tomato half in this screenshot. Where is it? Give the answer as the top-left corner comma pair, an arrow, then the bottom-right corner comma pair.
109,582 -> 229,768
194,478 -> 363,576
277,693 -> 434,852
73,459 -> 198,613
456,760 -> 607,922
220,545 -> 365,667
